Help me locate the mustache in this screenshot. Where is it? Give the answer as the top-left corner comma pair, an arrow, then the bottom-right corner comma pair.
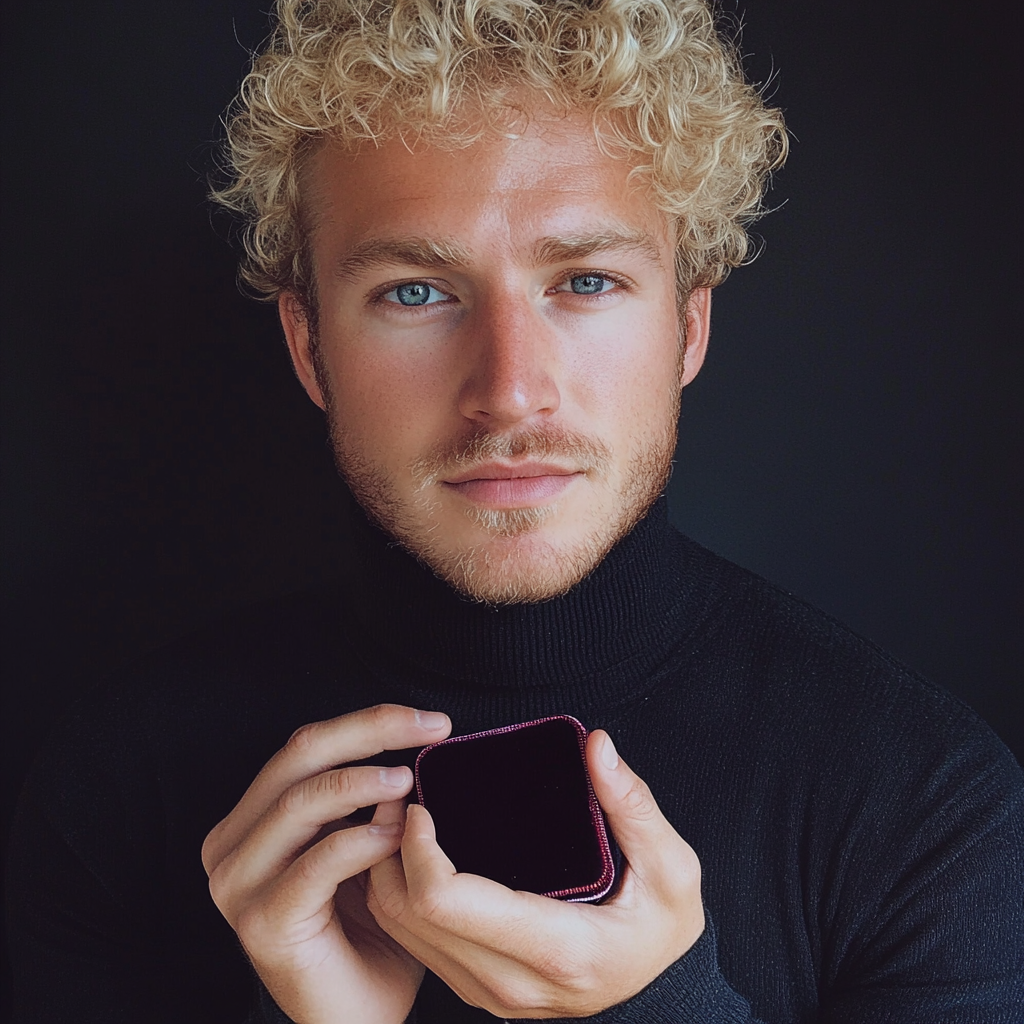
411,426 -> 612,488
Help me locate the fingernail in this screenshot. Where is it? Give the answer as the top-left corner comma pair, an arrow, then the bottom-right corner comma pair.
415,710 -> 448,730
368,821 -> 403,836
600,733 -> 619,771
381,767 -> 409,787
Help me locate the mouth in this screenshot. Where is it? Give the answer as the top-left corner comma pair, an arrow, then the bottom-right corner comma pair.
441,461 -> 584,507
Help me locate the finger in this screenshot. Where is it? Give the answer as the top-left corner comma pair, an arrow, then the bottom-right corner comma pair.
368,804 -> 460,937
226,820 -> 405,938
204,704 -> 450,870
370,807 -> 608,1017
370,877 -> 584,1020
586,731 -> 701,901
362,798 -> 413,909
401,803 -> 459,894
371,797 -> 407,827
367,804 -> 457,937
394,806 -> 584,958
212,765 -> 414,901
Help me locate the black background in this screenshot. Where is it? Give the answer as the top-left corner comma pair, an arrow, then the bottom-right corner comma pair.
2,0 -> 1021,997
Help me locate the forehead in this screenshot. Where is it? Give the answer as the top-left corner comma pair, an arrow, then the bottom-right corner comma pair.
302,109 -> 674,261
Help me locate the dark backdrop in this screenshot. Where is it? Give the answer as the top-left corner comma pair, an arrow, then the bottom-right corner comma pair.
2,1 -> 1021,995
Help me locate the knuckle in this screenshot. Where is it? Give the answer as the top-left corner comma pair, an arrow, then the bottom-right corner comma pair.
207,862 -> 244,922
367,702 -> 392,726
285,720 -> 322,759
367,702 -> 405,731
200,826 -> 224,874
622,776 -> 658,821
206,865 -> 229,911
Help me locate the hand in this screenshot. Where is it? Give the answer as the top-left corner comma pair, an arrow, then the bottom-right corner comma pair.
201,704 -> 451,1024
367,730 -> 704,1019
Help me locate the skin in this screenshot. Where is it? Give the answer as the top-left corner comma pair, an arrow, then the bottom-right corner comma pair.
280,106 -> 710,604
204,107 -> 709,1021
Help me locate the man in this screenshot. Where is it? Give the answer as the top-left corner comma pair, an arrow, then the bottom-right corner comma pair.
7,1 -> 1023,1022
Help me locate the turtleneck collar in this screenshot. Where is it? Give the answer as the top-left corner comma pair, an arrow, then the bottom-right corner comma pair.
336,492 -> 709,702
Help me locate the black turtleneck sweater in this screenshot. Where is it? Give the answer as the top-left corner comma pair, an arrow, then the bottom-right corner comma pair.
8,498 -> 1024,1022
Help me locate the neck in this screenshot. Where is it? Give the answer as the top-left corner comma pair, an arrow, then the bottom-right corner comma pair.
336,491 -> 707,706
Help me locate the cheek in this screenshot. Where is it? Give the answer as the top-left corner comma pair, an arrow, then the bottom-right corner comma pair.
563,312 -> 681,432
320,338 -> 456,459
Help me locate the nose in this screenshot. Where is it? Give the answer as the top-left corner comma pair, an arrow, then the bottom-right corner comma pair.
457,294 -> 561,426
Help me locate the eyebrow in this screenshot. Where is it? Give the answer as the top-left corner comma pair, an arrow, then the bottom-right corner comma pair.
335,237 -> 473,282
334,227 -> 664,282
532,230 -> 664,268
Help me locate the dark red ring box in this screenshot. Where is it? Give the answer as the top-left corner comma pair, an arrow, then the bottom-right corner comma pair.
414,715 -> 616,902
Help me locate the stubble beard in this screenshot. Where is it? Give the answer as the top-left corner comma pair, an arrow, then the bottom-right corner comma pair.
315,355 -> 682,606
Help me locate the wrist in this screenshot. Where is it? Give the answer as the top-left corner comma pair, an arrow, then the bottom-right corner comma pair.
544,912 -> 751,1024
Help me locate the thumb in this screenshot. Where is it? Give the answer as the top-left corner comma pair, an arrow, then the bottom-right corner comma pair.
586,730 -> 701,895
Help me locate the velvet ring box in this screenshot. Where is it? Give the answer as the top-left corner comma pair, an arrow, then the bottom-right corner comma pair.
414,715 -> 617,902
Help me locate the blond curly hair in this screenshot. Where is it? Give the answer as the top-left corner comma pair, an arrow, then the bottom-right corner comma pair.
213,0 -> 787,304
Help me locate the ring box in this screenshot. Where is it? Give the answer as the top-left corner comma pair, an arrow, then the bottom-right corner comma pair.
414,715 -> 617,902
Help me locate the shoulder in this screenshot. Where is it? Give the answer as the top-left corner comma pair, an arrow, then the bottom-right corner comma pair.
669,528 -> 965,706
662,529 -> 1022,799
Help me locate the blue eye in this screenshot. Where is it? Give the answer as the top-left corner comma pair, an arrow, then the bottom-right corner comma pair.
556,274 -> 616,295
571,275 -> 608,294
384,282 -> 448,306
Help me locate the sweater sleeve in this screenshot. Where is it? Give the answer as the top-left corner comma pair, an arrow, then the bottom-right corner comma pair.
546,913 -> 765,1024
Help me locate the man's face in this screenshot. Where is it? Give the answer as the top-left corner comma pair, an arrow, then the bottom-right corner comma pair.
281,107 -> 709,603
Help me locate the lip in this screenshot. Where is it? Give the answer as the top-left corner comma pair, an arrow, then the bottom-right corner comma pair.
442,461 -> 583,507
443,461 -> 579,485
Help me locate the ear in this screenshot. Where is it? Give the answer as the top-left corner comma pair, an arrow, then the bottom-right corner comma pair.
278,291 -> 327,411
680,287 -> 711,387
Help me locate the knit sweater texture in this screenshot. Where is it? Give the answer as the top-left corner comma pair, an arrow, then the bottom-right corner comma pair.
7,498 -> 1024,1022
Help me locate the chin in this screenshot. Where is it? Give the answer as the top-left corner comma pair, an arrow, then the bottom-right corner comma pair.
406,502 -> 634,605
422,533 -> 605,605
